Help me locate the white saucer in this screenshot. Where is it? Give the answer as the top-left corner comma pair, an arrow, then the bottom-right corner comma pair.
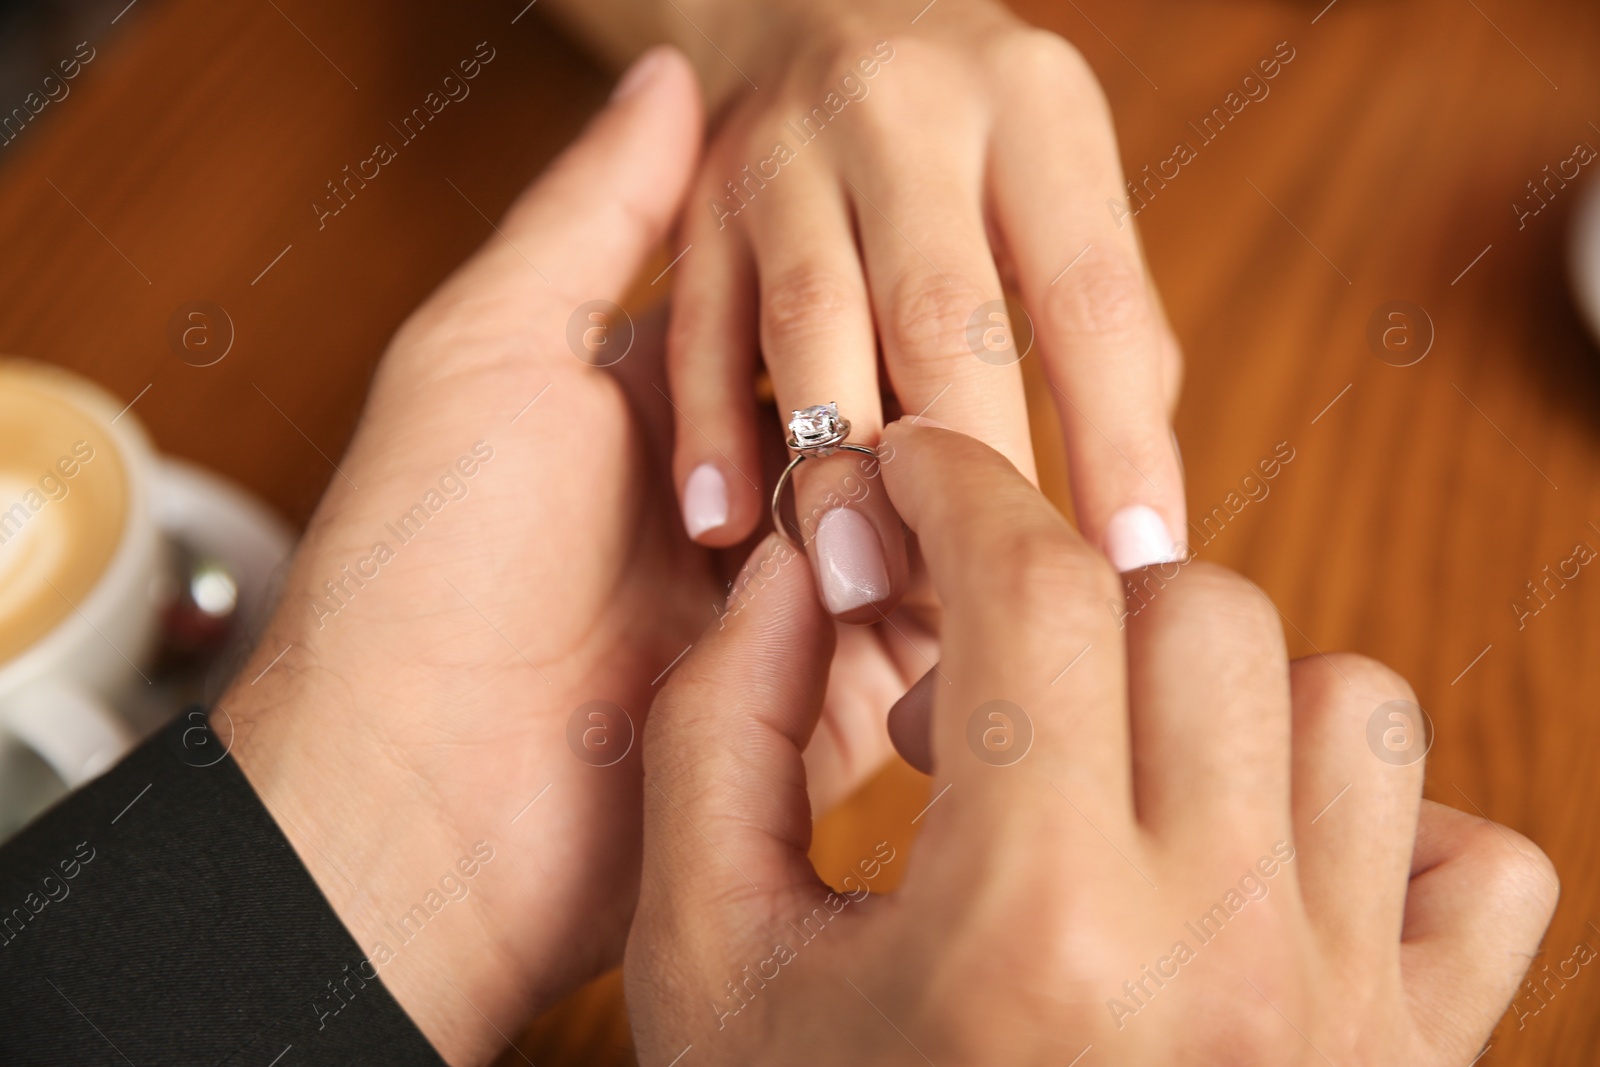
0,461 -> 295,842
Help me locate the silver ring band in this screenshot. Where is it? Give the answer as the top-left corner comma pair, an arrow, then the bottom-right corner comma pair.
771,445 -> 879,548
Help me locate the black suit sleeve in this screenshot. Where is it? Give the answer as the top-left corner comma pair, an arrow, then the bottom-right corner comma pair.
0,709 -> 444,1066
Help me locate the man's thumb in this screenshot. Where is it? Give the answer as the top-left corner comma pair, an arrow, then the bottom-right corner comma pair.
641,535 -> 835,901
457,45 -> 703,301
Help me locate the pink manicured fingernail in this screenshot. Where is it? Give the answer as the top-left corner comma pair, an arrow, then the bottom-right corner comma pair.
1104,505 -> 1179,572
683,463 -> 728,538
814,508 -> 890,614
611,46 -> 670,101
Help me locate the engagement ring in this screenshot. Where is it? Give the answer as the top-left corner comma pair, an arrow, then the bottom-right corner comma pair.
770,403 -> 878,547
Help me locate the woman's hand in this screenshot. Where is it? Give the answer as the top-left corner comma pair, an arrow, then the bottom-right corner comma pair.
531,0 -> 1191,809
648,0 -> 1186,621
626,421 -> 1555,1067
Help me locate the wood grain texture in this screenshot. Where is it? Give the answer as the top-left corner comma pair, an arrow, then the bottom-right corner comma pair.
1,0 -> 1595,1063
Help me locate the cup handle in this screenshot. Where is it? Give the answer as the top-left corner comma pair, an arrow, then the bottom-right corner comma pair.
0,679 -> 136,788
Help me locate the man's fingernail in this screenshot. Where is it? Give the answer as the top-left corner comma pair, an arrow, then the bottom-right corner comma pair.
683,463 -> 729,538
901,414 -> 952,430
1104,505 -> 1179,572
814,508 -> 890,614
611,46 -> 670,101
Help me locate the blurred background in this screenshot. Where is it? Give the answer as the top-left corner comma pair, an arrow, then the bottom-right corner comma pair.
1,0 -> 1597,1062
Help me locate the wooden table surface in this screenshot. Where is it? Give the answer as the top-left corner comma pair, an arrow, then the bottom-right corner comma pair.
3,0 -> 1597,1062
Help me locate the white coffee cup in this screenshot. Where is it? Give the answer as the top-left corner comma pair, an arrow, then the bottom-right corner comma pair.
1571,178 -> 1600,348
0,360 -> 291,831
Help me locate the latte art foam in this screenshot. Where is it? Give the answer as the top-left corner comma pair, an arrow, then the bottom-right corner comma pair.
0,367 -> 127,664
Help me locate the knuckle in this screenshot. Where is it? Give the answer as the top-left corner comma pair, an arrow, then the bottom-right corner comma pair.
1311,652 -> 1417,710
886,268 -> 991,363
1289,653 -> 1424,767
1151,561 -> 1281,643
1467,821 -> 1560,913
1039,244 -> 1151,349
996,28 -> 1093,89
981,519 -> 1121,622
761,266 -> 861,353
1343,652 -> 1418,707
990,30 -> 1116,130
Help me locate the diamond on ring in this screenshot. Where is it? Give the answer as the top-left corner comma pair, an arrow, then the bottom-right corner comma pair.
787,402 -> 850,453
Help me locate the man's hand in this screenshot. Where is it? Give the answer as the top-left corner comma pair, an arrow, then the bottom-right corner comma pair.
217,49 -> 720,1066
626,420 -> 1557,1066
